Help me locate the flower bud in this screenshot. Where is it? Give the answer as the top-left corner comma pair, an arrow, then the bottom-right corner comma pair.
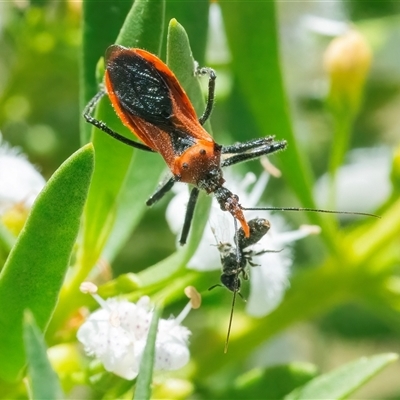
1,204 -> 29,235
324,29 -> 372,118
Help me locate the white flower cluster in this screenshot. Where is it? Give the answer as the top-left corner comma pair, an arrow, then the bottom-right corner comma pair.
77,284 -> 192,380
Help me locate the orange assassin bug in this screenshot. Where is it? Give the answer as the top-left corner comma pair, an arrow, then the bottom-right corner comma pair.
83,45 -> 376,246
84,45 -> 287,243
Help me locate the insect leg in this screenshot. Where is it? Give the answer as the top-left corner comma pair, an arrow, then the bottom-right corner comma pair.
196,67 -> 216,126
146,176 -> 176,206
221,137 -> 276,154
221,140 -> 287,168
179,187 -> 200,245
83,90 -> 155,152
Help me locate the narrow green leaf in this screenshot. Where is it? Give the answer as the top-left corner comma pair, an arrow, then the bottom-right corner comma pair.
80,0 -> 133,144
116,0 -> 165,52
165,1 -> 209,66
167,18 -> 212,129
285,353 -> 398,400
23,311 -> 63,400
79,0 -> 165,275
102,151 -> 165,263
227,363 -> 318,400
0,144 -> 94,382
133,305 -> 162,400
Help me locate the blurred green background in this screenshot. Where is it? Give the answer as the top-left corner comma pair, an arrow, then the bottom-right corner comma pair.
1,0 -> 400,398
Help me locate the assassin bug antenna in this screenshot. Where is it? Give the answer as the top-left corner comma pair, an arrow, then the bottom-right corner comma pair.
83,45 -> 379,249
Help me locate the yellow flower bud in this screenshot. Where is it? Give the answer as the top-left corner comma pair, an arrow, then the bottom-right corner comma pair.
324,29 -> 372,118
1,203 -> 30,236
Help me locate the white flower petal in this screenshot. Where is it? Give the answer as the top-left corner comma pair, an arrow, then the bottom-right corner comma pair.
0,137 -> 45,214
155,320 -> 191,371
314,147 -> 390,217
155,340 -> 190,371
186,222 -> 222,271
246,252 -> 291,318
272,226 -> 315,246
109,349 -> 140,380
302,15 -> 349,37
158,320 -> 191,344
245,171 -> 270,206
165,184 -> 190,235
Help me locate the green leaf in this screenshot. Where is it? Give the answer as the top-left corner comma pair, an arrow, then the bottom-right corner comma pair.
79,0 -> 165,276
284,353 -> 398,400
165,1 -> 209,66
0,144 -> 94,382
23,311 -> 63,400
167,18 -> 212,132
133,305 -> 162,400
226,363 -> 318,400
80,0 -> 133,144
101,151 -> 165,263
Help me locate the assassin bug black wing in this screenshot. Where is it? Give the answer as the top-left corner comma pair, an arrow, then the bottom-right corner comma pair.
105,46 -> 174,127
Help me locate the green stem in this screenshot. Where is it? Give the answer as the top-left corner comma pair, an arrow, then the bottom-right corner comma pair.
327,113 -> 354,209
